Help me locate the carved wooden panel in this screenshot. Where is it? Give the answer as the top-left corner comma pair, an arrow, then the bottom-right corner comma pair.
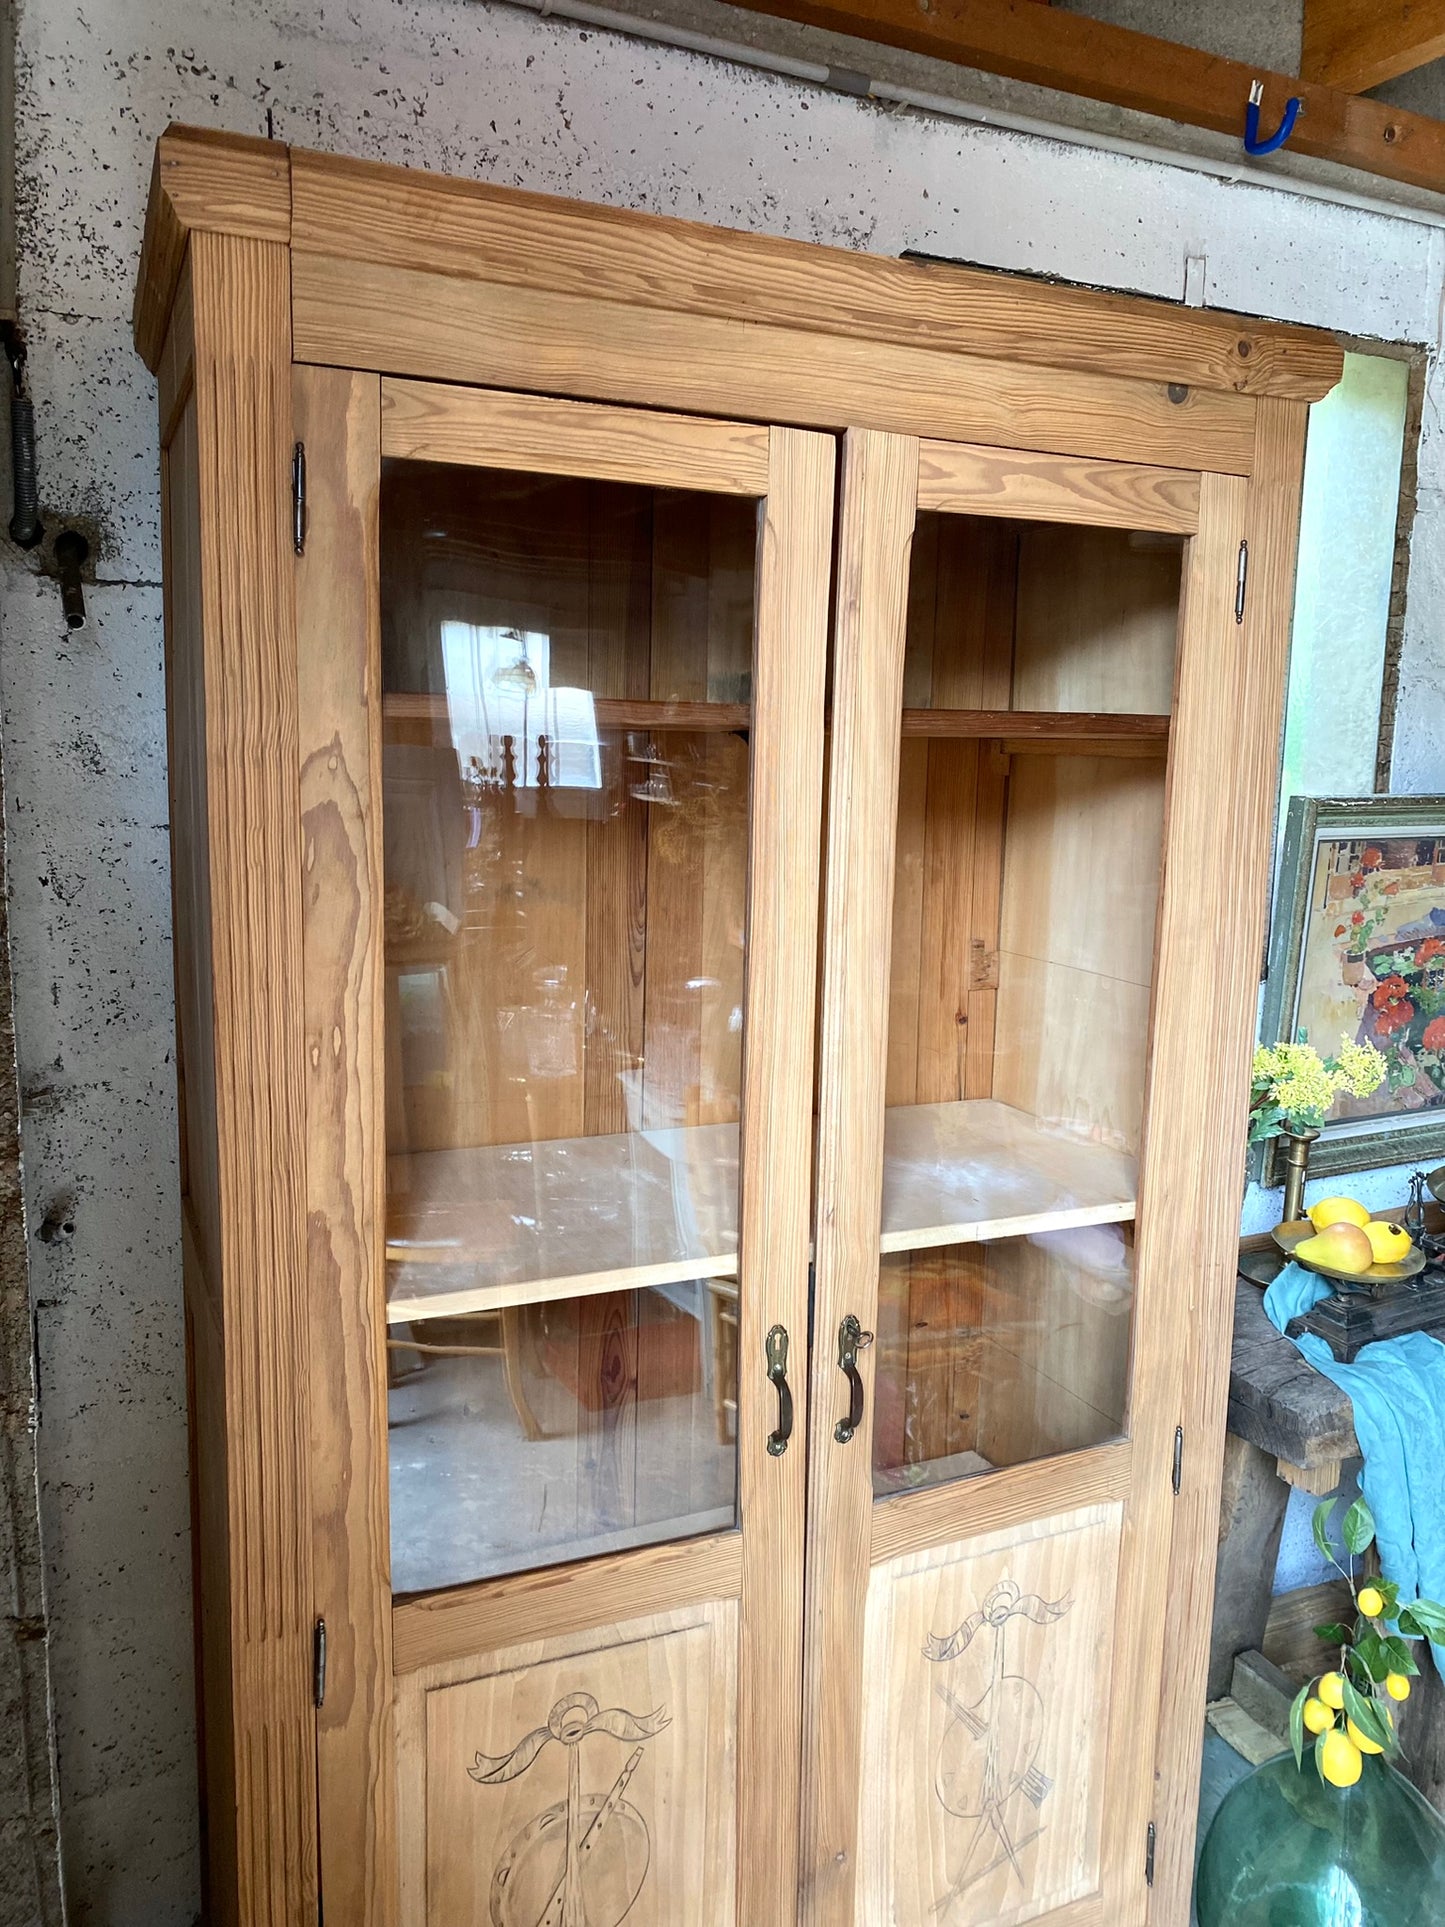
396,1601 -> 737,1927
859,1502 -> 1124,1925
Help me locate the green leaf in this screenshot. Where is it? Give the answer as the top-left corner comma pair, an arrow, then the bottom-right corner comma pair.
1402,1598 -> 1445,1642
1374,1579 -> 1401,1614
1313,1622 -> 1353,1646
1398,1607 -> 1424,1639
1290,1683 -> 1309,1772
1342,1498 -> 1376,1556
1353,1634 -> 1392,1684
1312,1500 -> 1336,1565
1314,1731 -> 1329,1784
1381,1636 -> 1420,1678
1342,1678 -> 1396,1755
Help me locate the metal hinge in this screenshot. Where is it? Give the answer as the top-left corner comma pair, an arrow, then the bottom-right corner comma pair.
1235,539 -> 1249,624
292,441 -> 307,556
313,1616 -> 327,1708
1171,1426 -> 1184,1496
1145,1820 -> 1157,1887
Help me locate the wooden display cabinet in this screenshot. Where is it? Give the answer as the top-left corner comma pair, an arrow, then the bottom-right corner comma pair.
134,125 -> 1342,1927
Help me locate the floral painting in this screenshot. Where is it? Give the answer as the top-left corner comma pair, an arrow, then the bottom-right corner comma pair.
1263,798 -> 1445,1180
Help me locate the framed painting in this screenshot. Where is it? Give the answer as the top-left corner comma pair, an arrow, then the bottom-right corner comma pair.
1261,795 -> 1445,1185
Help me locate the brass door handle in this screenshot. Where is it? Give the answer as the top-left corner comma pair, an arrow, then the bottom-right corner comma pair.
834,1313 -> 874,1445
765,1324 -> 794,1456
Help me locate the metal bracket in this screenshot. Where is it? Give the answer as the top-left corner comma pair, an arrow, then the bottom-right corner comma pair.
1235,540 -> 1249,625
1172,1426 -> 1184,1497
313,1616 -> 328,1708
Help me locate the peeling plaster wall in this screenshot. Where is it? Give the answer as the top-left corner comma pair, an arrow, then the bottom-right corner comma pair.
4,1 -> 1445,1919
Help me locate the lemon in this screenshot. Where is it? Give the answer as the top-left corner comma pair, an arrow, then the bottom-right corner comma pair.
1308,1196 -> 1370,1231
1319,1672 -> 1346,1710
1364,1221 -> 1413,1264
1320,1729 -> 1363,1786
1347,1716 -> 1386,1756
1303,1697 -> 1334,1734
1358,1586 -> 1385,1618
1386,1673 -> 1412,1702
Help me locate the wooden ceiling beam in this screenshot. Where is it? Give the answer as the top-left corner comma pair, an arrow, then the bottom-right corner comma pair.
727,0 -> 1445,194
1302,0 -> 1445,95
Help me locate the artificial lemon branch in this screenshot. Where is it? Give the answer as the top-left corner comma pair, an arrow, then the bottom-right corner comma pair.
1290,1495 -> 1445,1787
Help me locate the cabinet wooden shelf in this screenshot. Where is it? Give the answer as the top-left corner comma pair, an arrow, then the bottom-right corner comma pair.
383,691 -> 752,732
383,688 -> 1168,749
385,1098 -> 1137,1323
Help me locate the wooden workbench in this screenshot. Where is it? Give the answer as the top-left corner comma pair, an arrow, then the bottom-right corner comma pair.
1212,1275 -> 1443,1807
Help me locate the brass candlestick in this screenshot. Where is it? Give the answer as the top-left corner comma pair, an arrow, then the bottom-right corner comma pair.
1278,1126 -> 1320,1226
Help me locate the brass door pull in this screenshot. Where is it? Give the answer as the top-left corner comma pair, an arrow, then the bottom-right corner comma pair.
765,1324 -> 794,1456
834,1313 -> 875,1445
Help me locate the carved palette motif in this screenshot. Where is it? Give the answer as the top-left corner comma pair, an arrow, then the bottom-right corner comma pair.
403,1604 -> 737,1927
924,1579 -> 1073,1917
471,1690 -> 670,1927
858,1502 -> 1123,1926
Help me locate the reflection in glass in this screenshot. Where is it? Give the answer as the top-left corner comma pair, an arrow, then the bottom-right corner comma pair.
380,462 -> 757,1593
874,514 -> 1178,1496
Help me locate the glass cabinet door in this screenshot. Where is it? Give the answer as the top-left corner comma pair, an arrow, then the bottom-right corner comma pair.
380,454 -> 761,1592
801,431 -> 1247,1927
297,371 -> 831,1927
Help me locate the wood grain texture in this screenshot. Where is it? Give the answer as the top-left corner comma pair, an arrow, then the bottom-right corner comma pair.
183,1230 -> 239,1927
800,429 -> 917,1927
1302,0 -> 1445,92
380,377 -> 769,492
1226,1279 -> 1358,1468
293,252 -> 1260,476
859,1502 -> 1124,1924
157,251 -> 194,452
395,1602 -> 738,1927
295,366 -> 397,1927
188,229 -> 317,1925
736,426 -> 833,1927
167,395 -> 234,1921
725,0 -> 1445,198
288,144 -> 1339,400
870,1439 -> 1132,1565
1103,462 -> 1258,1927
917,440 -> 1200,531
392,1531 -> 743,1674
134,125 -> 291,371
1148,414 -> 1309,1925
1207,1434 -> 1293,1700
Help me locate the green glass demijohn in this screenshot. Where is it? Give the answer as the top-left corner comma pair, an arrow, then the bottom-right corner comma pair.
1196,1750 -> 1445,1927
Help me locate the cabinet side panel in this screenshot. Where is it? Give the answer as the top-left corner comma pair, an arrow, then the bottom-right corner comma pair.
1148,401 -> 1309,1923
165,389 -> 237,1927
295,364 -> 397,1924
190,228 -> 318,1925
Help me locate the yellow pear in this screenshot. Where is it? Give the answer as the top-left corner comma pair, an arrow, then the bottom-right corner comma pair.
1364,1221 -> 1412,1265
1295,1222 -> 1374,1275
1308,1196 -> 1370,1231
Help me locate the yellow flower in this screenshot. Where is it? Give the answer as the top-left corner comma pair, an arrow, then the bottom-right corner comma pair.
1332,1038 -> 1387,1100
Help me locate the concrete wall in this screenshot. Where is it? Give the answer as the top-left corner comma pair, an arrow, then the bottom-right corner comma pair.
5,1 -> 1445,1918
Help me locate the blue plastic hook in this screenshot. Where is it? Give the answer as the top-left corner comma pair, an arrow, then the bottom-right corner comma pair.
1244,79 -> 1303,157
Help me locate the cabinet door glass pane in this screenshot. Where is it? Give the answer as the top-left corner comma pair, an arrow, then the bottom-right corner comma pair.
875,513 -> 1180,1493
380,459 -> 758,1593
